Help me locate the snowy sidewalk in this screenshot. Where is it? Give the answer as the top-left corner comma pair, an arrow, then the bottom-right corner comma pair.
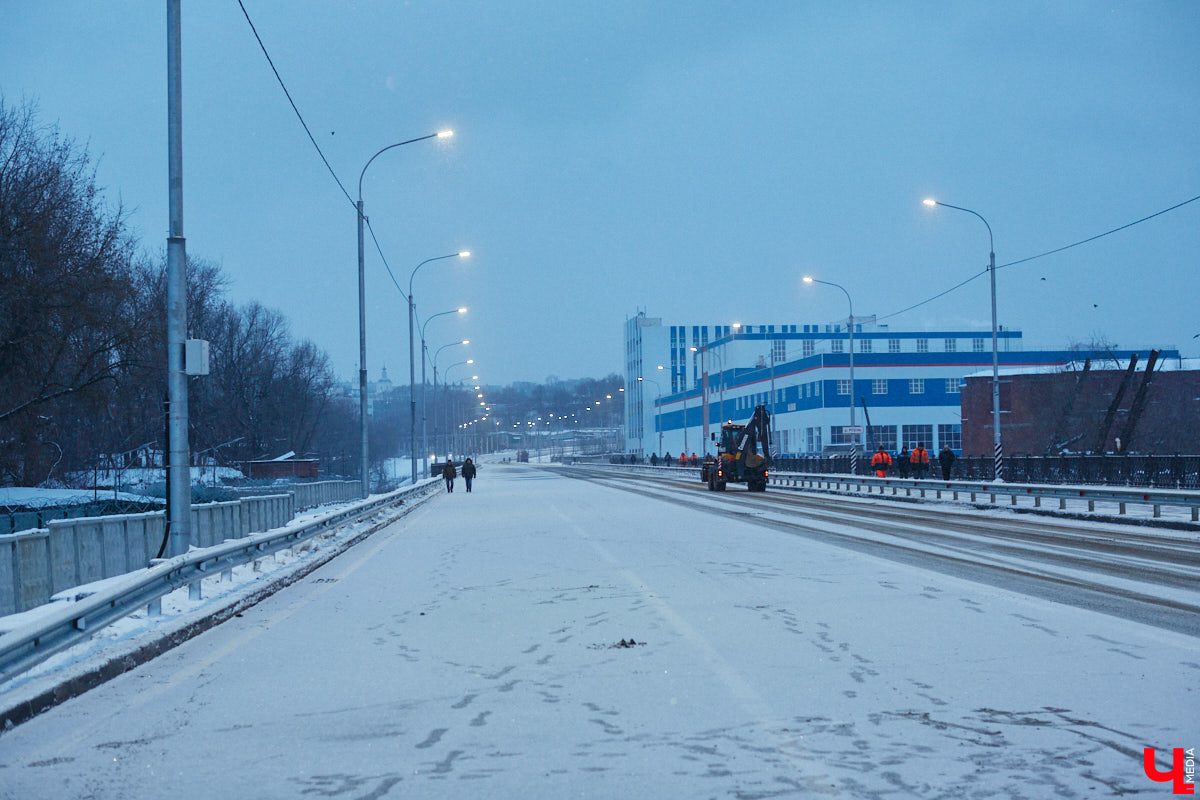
0,463 -> 1194,798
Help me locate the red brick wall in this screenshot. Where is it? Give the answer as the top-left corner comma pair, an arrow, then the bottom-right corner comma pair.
961,369 -> 1200,456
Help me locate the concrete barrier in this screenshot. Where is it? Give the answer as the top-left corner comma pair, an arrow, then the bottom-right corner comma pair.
0,492 -> 304,617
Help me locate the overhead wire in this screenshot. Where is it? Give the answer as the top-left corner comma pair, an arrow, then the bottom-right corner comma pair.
236,0 -> 356,210
878,192 -> 1200,322
237,0 -> 415,305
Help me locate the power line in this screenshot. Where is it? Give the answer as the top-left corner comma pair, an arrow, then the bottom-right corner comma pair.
877,269 -> 987,321
235,0 -> 356,210
996,192 -> 1200,271
880,192 -> 1200,322
366,219 -> 409,301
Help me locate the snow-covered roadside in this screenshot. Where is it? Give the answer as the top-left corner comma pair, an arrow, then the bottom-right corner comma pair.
0,487 -> 439,725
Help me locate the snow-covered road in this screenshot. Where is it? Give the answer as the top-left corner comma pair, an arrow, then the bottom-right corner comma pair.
0,464 -> 1195,798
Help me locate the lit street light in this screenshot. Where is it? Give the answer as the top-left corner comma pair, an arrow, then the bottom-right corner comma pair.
803,275 -> 857,465
434,344 -> 470,456
356,129 -> 452,496
637,375 -> 663,456
419,305 -> 467,479
408,250 -> 469,484
924,198 -> 1002,480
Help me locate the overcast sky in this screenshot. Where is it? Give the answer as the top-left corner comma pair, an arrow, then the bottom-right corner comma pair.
4,1 -> 1198,385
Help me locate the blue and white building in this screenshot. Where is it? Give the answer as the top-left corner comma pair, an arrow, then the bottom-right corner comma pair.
624,311 -> 1150,459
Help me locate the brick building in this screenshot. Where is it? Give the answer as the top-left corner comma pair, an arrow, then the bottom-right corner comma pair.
961,356 -> 1197,456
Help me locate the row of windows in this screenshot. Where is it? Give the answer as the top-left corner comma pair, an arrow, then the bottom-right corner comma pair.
825,424 -> 962,452
768,337 -> 990,362
837,378 -> 962,395
706,376 -> 963,411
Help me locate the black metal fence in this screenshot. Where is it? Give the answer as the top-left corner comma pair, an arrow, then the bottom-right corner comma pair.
770,454 -> 1200,490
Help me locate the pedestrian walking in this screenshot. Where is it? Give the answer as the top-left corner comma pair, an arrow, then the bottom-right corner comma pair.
897,446 -> 910,478
664,452 -> 672,466
650,453 -> 658,466
461,458 -> 477,492
678,452 -> 688,467
910,443 -> 930,479
870,446 -> 892,478
442,459 -> 457,493
938,445 -> 956,481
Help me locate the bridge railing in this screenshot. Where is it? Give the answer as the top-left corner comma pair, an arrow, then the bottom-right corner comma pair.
562,462 -> 1200,521
0,480 -> 438,685
768,453 -> 1200,489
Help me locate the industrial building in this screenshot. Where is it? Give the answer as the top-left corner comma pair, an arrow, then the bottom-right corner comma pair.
624,312 -> 1177,459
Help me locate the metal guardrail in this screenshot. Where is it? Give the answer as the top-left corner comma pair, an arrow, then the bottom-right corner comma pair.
768,473 -> 1200,520
564,462 -> 1200,521
0,494 -> 296,616
0,480 -> 438,685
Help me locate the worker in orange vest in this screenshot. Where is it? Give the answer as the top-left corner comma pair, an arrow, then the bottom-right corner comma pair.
910,443 -> 930,478
870,446 -> 892,478
679,452 -> 688,467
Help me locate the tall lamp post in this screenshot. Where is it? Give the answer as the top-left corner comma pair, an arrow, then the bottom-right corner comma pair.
408,251 -> 469,484
419,305 -> 467,476
433,342 -> 470,455
637,375 -> 663,456
924,198 -> 1002,480
356,129 -> 453,496
443,359 -> 475,455
803,276 -> 857,465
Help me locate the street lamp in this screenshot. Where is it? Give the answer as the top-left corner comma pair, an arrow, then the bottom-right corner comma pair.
638,375 -> 663,456
924,197 -> 1002,480
356,129 -> 453,496
803,276 -> 857,461
433,343 -> 470,456
408,251 -> 470,484
419,305 -> 467,478
444,358 -> 475,456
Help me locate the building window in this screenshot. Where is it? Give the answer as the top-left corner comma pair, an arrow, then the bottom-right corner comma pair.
945,378 -> 961,394
831,426 -> 854,445
872,378 -> 887,394
772,340 -> 786,363
973,338 -> 985,352
813,381 -> 820,396
802,340 -> 814,357
916,338 -> 928,353
938,424 -> 962,451
944,338 -> 956,352
889,338 -> 901,353
831,339 -> 844,353
859,338 -> 872,353
837,379 -> 851,395
807,426 -> 822,453
869,425 -> 897,451
909,378 -> 925,394
902,424 -> 933,450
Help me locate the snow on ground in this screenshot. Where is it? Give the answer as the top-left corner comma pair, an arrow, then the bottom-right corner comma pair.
0,488 -> 434,701
0,487 -> 162,509
0,465 -> 1194,798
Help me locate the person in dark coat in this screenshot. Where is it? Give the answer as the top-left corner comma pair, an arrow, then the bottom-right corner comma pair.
897,446 -> 910,478
461,458 -> 477,492
939,445 -> 956,481
650,453 -> 658,466
442,460 -> 456,492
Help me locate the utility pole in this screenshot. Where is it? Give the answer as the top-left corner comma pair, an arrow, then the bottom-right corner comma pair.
165,0 -> 191,556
